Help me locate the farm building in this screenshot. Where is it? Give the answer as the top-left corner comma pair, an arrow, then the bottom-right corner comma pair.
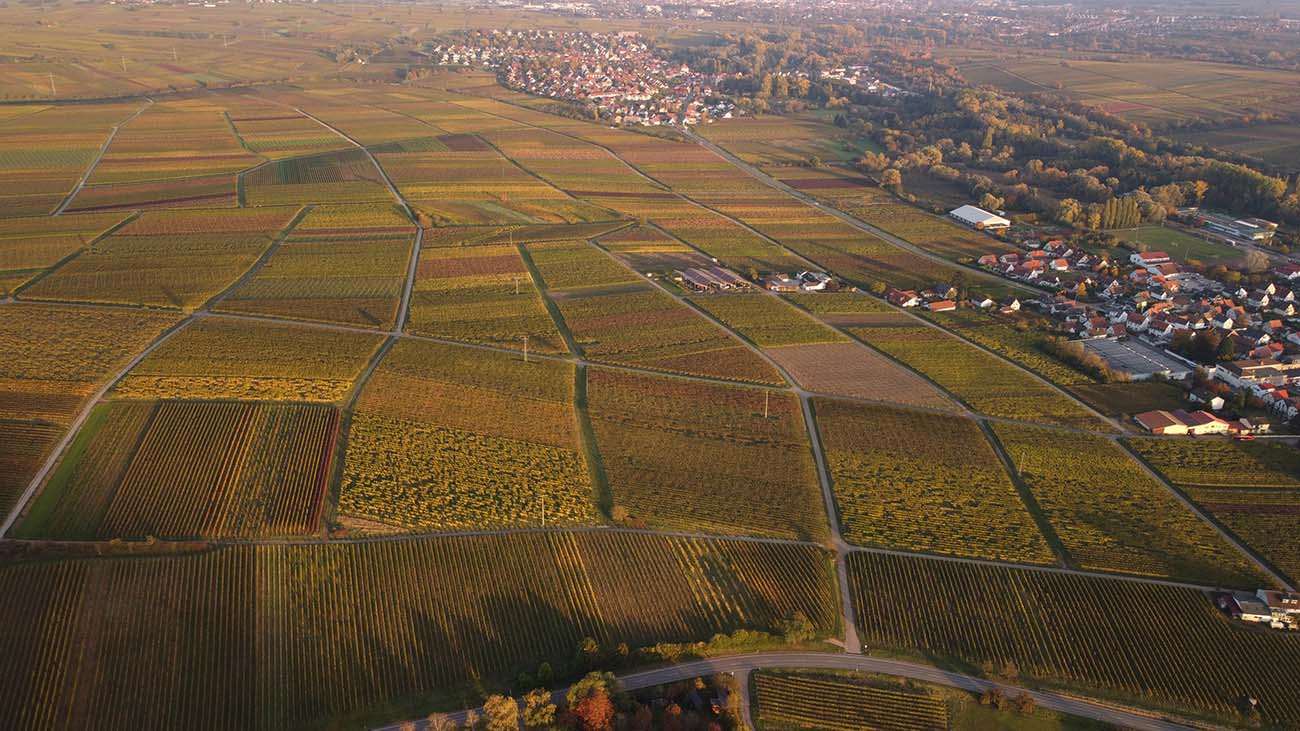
949,205 -> 1010,231
1229,594 -> 1275,624
1133,409 -> 1231,435
676,267 -> 750,293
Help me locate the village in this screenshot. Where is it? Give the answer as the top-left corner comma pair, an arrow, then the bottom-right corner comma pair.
932,203 -> 1300,432
431,30 -> 735,126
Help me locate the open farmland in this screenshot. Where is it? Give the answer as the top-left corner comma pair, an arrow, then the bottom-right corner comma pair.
407,242 -> 567,352
218,219 -> 414,329
0,212 -> 130,291
0,102 -> 142,216
587,368 -> 827,540
0,533 -> 835,730
768,342 -> 956,409
19,400 -> 337,540
993,423 -> 1267,586
242,149 -> 394,206
850,551 -> 1300,726
848,321 -> 1108,430
695,112 -> 873,166
1184,487 -> 1300,587
815,399 -> 1053,563
684,293 -> 846,348
21,207 -> 299,309
1128,438 -> 1300,488
0,303 -> 177,425
754,670 -> 948,731
339,339 -> 597,531
115,317 -> 383,403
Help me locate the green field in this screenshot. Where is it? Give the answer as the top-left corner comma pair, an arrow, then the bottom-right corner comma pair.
1109,225 -> 1242,264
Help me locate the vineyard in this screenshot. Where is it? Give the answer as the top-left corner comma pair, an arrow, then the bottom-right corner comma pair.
850,551 -> 1300,726
1184,487 -> 1300,586
0,212 -> 130,291
553,284 -> 784,385
0,420 -> 61,518
586,368 -> 827,540
753,670 -> 948,731
766,342 -> 955,410
526,239 -> 641,291
684,292 -> 846,348
0,303 -> 177,425
0,532 -> 836,730
815,399 -> 1053,563
339,338 -> 597,531
407,242 -> 567,352
19,400 -> 337,540
849,322 -> 1110,430
115,317 -> 384,403
218,228 -> 414,329
931,309 -> 1095,387
243,149 -> 393,206
1128,437 -> 1300,488
993,423 -> 1267,586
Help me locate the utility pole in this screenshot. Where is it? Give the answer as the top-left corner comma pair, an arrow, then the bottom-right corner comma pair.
120,56 -> 127,73
522,335 -> 529,363
514,276 -> 520,295
764,390 -> 770,419
48,72 -> 56,97
173,47 -> 178,62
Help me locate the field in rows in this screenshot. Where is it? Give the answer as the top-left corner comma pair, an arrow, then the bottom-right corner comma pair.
0,303 -> 177,425
80,100 -> 259,187
598,225 -> 712,273
684,292 -> 845,348
21,207 -> 300,310
993,423 -> 1266,586
0,212 -> 130,293
0,532 -> 837,730
1176,123 -> 1300,170
1067,381 -> 1188,417
406,242 -> 566,352
848,321 -> 1109,430
753,671 -> 948,731
339,338 -> 596,531
0,102 -> 141,216
931,309 -> 1095,388
1128,438 -> 1300,488
242,149 -> 394,206
586,368 -> 826,540
551,280 -> 784,385
217,221 -> 414,330
815,399 -> 1053,563
850,552 -> 1300,726
115,317 -> 383,403
18,400 -> 337,540
1184,487 -> 1300,587
696,112 -> 874,166
767,341 -> 955,410
225,104 -> 351,160
0,420 -> 62,521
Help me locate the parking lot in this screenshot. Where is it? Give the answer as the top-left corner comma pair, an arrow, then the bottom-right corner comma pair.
1082,338 -> 1193,379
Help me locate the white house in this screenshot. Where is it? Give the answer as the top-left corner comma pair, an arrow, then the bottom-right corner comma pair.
949,205 -> 1010,231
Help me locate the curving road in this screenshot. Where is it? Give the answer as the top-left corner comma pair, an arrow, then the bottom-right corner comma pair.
375,651 -> 1196,731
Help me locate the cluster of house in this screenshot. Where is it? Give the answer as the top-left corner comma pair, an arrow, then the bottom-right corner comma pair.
1223,589 -> 1300,631
886,282 -> 1021,315
1133,408 -> 1255,435
764,270 -> 835,293
431,30 -> 735,126
675,266 -> 750,293
814,65 -> 905,96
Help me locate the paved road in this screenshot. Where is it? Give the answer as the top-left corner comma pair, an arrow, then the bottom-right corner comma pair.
52,99 -> 152,216
376,651 -> 1196,731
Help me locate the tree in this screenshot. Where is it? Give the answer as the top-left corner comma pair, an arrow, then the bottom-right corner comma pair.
1243,249 -> 1270,273
572,691 -> 614,731
483,695 -> 519,731
979,192 -> 1004,212
776,611 -> 816,644
522,689 -> 556,730
425,714 -> 457,731
880,168 -> 903,190
463,710 -> 482,731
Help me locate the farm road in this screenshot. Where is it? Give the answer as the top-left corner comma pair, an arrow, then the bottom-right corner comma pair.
375,651 -> 1196,731
52,98 -> 153,216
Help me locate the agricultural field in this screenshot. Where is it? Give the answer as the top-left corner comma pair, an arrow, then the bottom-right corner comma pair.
1067,380 -> 1188,417
552,281 -> 784,385
241,149 -> 394,206
339,339 -> 597,531
850,551 -> 1300,726
0,303 -> 178,425
848,321 -> 1109,430
81,100 -> 261,186
1127,438 -> 1300,488
768,341 -> 956,409
0,532 -> 836,730
1184,487 -> 1300,587
587,368 -> 826,540
931,309 -> 1094,387
406,242 -> 567,352
526,238 -> 641,292
225,105 -> 352,160
18,400 -> 338,540
753,671 -> 948,731
115,317 -> 384,403
1177,123 -> 1300,170
815,399 -> 1053,563
684,292 -> 846,348
695,111 -> 875,166
0,102 -> 142,216
21,207 -> 300,310
0,212 -> 130,292
217,220 -> 414,329
598,225 -> 712,273
993,423 -> 1267,586
0,420 -> 62,522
